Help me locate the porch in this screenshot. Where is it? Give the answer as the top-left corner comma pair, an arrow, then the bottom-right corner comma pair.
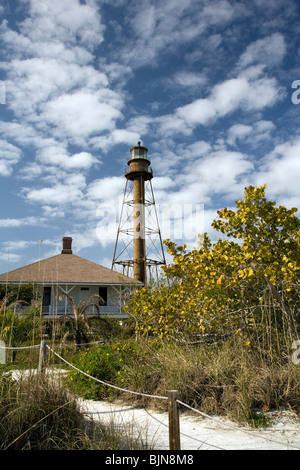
40,283 -> 132,318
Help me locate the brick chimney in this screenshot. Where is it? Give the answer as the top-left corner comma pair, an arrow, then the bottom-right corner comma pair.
61,237 -> 73,254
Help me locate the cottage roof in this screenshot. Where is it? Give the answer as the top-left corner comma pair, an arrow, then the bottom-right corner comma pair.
0,238 -> 139,286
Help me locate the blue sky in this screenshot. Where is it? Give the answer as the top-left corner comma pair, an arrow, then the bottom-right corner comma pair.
0,0 -> 300,274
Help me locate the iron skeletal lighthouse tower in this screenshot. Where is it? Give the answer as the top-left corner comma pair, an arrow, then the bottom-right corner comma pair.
112,143 -> 165,284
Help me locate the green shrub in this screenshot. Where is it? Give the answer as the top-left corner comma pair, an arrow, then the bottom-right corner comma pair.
65,343 -> 129,400
65,337 -> 300,424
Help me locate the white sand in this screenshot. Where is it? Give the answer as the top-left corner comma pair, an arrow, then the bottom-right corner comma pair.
79,399 -> 300,451
10,368 -> 300,450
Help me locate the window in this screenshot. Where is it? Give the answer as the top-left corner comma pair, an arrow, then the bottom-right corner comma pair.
99,287 -> 107,306
43,286 -> 51,306
81,287 -> 89,291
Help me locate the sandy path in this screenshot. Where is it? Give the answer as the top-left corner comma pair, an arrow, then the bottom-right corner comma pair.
79,399 -> 300,451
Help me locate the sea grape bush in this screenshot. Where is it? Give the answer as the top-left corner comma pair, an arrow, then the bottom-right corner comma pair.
125,185 -> 300,344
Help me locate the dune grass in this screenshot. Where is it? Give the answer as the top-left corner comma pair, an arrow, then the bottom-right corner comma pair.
0,371 -> 149,450
62,333 -> 300,425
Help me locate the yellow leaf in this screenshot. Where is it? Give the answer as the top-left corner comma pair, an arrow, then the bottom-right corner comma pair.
248,267 -> 254,277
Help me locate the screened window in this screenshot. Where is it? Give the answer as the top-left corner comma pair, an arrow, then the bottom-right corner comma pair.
43,286 -> 51,306
99,287 -> 107,306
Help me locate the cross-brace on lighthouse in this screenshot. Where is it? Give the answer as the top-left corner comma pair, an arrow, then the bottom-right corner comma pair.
112,143 -> 165,284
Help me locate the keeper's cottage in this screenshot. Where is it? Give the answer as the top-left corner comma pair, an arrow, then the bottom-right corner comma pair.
0,237 -> 139,317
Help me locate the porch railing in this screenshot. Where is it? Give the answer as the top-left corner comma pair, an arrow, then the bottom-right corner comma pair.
41,304 -> 124,317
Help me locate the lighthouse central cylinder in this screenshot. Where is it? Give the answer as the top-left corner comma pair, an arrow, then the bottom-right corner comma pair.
122,143 -> 153,284
133,176 -> 146,283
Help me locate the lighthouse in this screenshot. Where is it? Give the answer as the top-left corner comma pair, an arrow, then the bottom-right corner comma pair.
112,143 -> 165,284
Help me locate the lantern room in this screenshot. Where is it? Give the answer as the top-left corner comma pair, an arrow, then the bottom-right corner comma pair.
129,142 -> 149,161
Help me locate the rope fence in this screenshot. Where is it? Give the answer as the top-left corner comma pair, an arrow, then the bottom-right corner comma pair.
1,340 -> 300,451
48,345 -> 168,401
0,344 -> 40,350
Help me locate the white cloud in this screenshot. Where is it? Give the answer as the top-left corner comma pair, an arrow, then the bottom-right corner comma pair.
2,240 -> 39,251
126,116 -> 153,141
37,146 -> 98,171
227,120 -> 275,146
0,252 -> 22,264
0,216 -> 43,228
41,205 -> 65,219
0,23 -> 94,64
6,58 -> 108,108
151,176 -> 174,191
158,70 -> 281,135
24,173 -> 86,205
90,129 -> 140,152
167,71 -> 207,89
87,176 -> 124,201
25,185 -> 81,205
43,90 -> 123,142
185,149 -> 254,200
155,114 -> 192,137
19,0 -> 104,49
176,98 -> 215,126
227,124 -> 253,145
238,33 -> 286,69
182,141 -> 212,158
0,121 -> 39,148
19,162 -> 44,180
150,140 -> 212,177
0,140 -> 22,175
63,152 -> 98,170
150,146 -> 187,175
151,148 -> 254,209
0,219 -> 25,228
254,137 -> 300,204
133,4 -> 156,39
202,0 -> 236,25
0,0 -> 126,156
3,56 -> 122,141
116,0 -> 245,68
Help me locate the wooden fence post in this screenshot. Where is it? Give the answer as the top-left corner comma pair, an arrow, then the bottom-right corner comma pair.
38,340 -> 48,374
168,390 -> 181,450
